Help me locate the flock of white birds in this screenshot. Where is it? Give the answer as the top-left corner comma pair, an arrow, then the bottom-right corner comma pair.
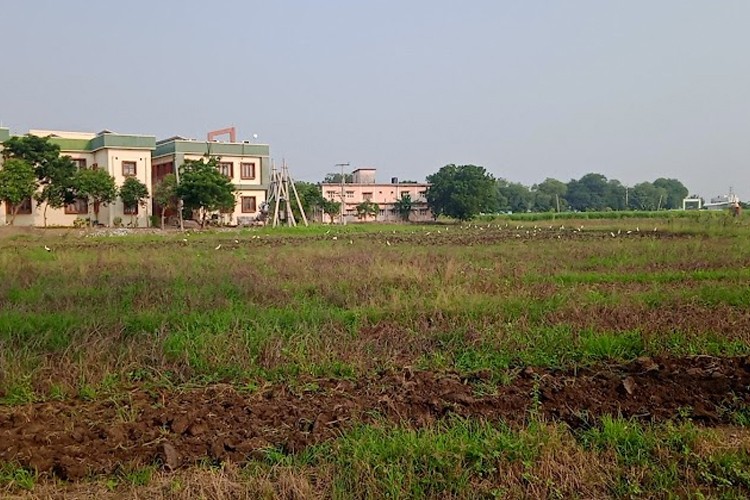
41,223 -> 659,253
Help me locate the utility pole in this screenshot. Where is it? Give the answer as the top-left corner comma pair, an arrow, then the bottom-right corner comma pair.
335,163 -> 350,225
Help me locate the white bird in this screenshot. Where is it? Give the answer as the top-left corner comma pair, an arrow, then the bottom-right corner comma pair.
386,240 -> 391,246
626,230 -> 632,234
332,236 -> 338,241
349,240 -> 353,245
44,245 -> 51,252
215,244 -> 222,250
654,227 -> 658,232
182,238 -> 188,243
234,239 -> 239,244
610,232 -> 616,237
617,229 -> 621,235
636,227 -> 640,232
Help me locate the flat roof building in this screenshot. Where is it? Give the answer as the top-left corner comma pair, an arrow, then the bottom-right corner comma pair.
1,129 -> 155,227
152,136 -> 270,225
321,168 -> 431,222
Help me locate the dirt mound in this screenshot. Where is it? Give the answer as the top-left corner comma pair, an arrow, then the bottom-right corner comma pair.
1,356 -> 748,480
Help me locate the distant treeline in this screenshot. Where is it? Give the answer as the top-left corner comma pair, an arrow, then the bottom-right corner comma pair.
495,173 -> 689,214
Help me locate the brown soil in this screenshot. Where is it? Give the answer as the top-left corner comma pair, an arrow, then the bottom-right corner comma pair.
1,356 -> 749,480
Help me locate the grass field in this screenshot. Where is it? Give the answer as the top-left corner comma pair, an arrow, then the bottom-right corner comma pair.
1,213 -> 750,498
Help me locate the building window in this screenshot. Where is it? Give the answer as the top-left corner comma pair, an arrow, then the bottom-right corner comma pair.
122,161 -> 137,177
240,162 -> 256,180
346,191 -> 355,198
65,198 -> 88,215
154,161 -> 174,181
123,204 -> 138,215
71,158 -> 87,170
218,162 -> 233,178
241,196 -> 257,213
363,192 -> 373,201
326,191 -> 337,199
5,197 -> 33,215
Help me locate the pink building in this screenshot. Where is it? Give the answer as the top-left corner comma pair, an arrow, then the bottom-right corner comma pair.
321,168 -> 432,222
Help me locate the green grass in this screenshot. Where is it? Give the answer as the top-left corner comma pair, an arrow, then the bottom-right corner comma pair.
0,463 -> 36,491
1,218 -> 750,398
2,218 -> 750,496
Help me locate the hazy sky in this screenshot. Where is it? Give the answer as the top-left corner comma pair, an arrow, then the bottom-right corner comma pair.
1,1 -> 748,198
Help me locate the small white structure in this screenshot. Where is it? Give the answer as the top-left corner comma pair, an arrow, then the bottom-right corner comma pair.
682,196 -> 703,210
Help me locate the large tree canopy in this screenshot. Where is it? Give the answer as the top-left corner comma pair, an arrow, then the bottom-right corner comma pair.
497,179 -> 534,213
1,135 -> 60,179
653,178 -> 689,209
426,164 -> 496,221
177,157 -> 236,226
532,178 -> 568,212
2,135 -> 78,225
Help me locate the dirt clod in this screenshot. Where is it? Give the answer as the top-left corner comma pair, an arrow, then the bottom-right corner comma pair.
161,442 -> 180,470
622,377 -> 637,395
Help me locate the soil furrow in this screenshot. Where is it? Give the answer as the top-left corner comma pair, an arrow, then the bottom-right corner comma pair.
1,355 -> 749,480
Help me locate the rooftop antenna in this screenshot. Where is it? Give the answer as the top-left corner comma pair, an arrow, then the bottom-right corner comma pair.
266,159 -> 308,228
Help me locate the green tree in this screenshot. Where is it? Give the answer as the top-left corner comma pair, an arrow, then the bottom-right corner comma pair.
120,177 -> 150,226
497,179 -> 534,213
355,200 -> 379,220
653,178 -> 689,209
629,182 -> 668,211
0,159 -> 37,225
567,173 -> 612,211
321,199 -> 341,224
2,135 -> 78,226
176,157 -> 236,227
73,168 -> 118,226
532,178 -> 568,212
426,164 -> 496,221
34,157 -> 78,226
1,135 -> 60,179
394,192 -> 413,221
153,173 -> 179,229
293,181 -> 325,221
606,179 -> 628,211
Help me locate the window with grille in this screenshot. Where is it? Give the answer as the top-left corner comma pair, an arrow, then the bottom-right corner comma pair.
240,162 -> 256,180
